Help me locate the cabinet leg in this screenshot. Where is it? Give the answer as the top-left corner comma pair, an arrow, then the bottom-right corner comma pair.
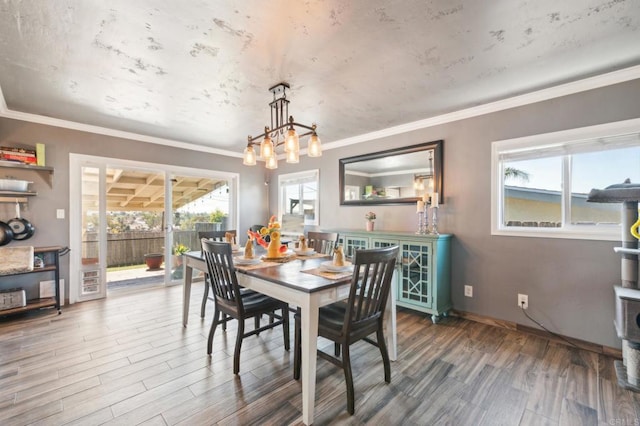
431,314 -> 439,324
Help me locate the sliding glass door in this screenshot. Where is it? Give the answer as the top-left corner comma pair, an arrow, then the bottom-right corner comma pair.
69,154 -> 238,303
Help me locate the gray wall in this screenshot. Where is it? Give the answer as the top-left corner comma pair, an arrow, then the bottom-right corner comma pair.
273,78 -> 640,349
2,79 -> 639,348
0,119 -> 269,298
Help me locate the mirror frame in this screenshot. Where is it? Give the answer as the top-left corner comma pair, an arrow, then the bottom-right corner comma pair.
339,140 -> 444,206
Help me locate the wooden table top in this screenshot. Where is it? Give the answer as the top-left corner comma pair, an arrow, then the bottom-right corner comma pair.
185,251 -> 351,294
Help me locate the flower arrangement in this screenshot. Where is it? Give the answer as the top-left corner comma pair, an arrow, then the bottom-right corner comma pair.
172,243 -> 190,255
247,215 -> 288,254
365,211 -> 377,221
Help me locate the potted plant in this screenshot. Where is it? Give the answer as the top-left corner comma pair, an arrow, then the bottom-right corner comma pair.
172,243 -> 190,267
365,211 -> 376,231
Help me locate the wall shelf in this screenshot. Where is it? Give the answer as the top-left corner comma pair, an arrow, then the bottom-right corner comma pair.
0,161 -> 54,187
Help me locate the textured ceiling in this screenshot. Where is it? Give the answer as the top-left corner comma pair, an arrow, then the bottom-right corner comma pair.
0,0 -> 639,155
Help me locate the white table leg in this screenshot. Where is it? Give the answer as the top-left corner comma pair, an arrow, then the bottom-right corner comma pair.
301,297 -> 319,425
183,264 -> 193,327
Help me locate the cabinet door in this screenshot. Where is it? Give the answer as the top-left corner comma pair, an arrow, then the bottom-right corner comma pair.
398,241 -> 433,309
343,235 -> 369,257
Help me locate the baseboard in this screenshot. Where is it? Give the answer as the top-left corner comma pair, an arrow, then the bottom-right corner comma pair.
451,309 -> 622,359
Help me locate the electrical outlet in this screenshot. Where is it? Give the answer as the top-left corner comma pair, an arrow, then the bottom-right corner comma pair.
464,285 -> 473,297
518,294 -> 528,309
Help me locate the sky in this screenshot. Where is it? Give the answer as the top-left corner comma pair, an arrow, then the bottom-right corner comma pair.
506,147 -> 640,194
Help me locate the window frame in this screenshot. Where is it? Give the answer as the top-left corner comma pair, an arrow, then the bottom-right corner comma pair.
491,118 -> 640,241
277,169 -> 320,229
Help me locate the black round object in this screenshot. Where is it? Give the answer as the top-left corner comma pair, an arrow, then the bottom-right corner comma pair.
7,202 -> 35,241
8,218 -> 34,240
0,221 -> 14,246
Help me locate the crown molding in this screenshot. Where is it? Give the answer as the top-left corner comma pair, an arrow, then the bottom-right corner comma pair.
322,65 -> 640,151
1,65 -> 639,156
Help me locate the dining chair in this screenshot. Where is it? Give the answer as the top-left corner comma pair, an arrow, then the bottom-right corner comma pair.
201,238 -> 290,374
199,230 -> 237,318
305,231 -> 339,255
293,245 -> 398,415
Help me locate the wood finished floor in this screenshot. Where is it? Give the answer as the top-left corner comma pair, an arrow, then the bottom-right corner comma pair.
0,283 -> 637,426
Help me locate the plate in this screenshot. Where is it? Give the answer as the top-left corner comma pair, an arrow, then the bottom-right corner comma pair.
320,260 -> 353,272
294,248 -> 316,256
234,257 -> 261,265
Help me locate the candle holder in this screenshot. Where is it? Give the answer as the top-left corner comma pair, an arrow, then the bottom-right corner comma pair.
431,206 -> 439,235
416,207 -> 429,234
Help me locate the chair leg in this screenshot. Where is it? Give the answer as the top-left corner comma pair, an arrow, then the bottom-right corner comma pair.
222,313 -> 227,331
255,315 -> 260,334
200,281 -> 209,318
377,327 -> 391,383
233,318 -> 244,375
334,342 -> 340,357
293,311 -> 301,380
342,343 -> 355,415
207,308 -> 221,355
283,306 -> 290,351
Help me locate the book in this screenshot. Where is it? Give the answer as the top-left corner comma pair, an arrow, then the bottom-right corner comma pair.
36,143 -> 45,166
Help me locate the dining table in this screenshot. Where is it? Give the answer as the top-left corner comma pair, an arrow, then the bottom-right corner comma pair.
182,249 -> 397,425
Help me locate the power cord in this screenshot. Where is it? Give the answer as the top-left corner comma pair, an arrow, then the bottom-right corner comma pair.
519,301 -> 584,350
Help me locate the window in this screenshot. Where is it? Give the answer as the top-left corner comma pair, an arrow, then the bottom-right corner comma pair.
492,119 -> 640,240
278,170 -> 319,235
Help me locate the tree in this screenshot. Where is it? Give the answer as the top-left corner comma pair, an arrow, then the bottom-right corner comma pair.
504,167 -> 530,183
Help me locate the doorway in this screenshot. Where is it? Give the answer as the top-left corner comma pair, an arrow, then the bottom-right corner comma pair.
69,154 -> 238,303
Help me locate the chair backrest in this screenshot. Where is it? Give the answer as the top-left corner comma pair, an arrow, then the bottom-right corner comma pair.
344,246 -> 398,333
198,230 -> 237,243
200,238 -> 243,309
249,225 -> 264,233
306,231 -> 339,255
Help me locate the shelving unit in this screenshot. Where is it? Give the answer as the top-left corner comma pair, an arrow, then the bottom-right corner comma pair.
0,246 -> 65,317
0,161 -> 54,188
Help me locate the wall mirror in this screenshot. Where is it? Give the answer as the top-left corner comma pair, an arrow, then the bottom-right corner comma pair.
339,140 -> 444,206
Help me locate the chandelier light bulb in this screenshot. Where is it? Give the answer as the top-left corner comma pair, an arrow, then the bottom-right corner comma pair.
286,149 -> 299,163
266,154 -> 278,169
307,133 -> 322,157
285,128 -> 300,153
260,134 -> 274,159
243,145 -> 256,166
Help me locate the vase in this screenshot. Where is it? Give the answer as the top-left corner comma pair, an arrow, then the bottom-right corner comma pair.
366,221 -> 375,232
267,232 -> 282,258
144,253 -> 164,270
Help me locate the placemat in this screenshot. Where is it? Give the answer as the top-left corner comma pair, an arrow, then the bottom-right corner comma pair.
295,252 -> 331,260
301,267 -> 353,280
234,261 -> 280,271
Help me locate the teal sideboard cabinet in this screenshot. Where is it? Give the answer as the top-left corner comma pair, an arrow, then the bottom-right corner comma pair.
328,229 -> 452,323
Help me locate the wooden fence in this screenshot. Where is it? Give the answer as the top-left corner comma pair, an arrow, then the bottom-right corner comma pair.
82,227 -> 218,267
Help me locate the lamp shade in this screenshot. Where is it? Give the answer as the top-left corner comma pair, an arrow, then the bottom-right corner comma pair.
260,135 -> 274,159
307,133 -> 322,157
284,128 -> 300,153
243,146 -> 256,165
265,154 -> 278,169
286,149 -> 299,163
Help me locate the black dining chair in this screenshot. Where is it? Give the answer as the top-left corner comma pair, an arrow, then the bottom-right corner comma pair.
199,230 -> 237,318
306,231 -> 339,255
293,245 -> 398,415
201,238 -> 290,374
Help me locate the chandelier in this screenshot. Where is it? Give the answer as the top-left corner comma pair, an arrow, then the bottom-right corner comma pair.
242,82 -> 321,169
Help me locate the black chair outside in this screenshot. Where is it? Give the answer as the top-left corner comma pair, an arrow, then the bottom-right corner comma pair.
201,239 -> 290,374
306,231 -> 339,255
199,230 -> 237,318
294,245 -> 398,415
